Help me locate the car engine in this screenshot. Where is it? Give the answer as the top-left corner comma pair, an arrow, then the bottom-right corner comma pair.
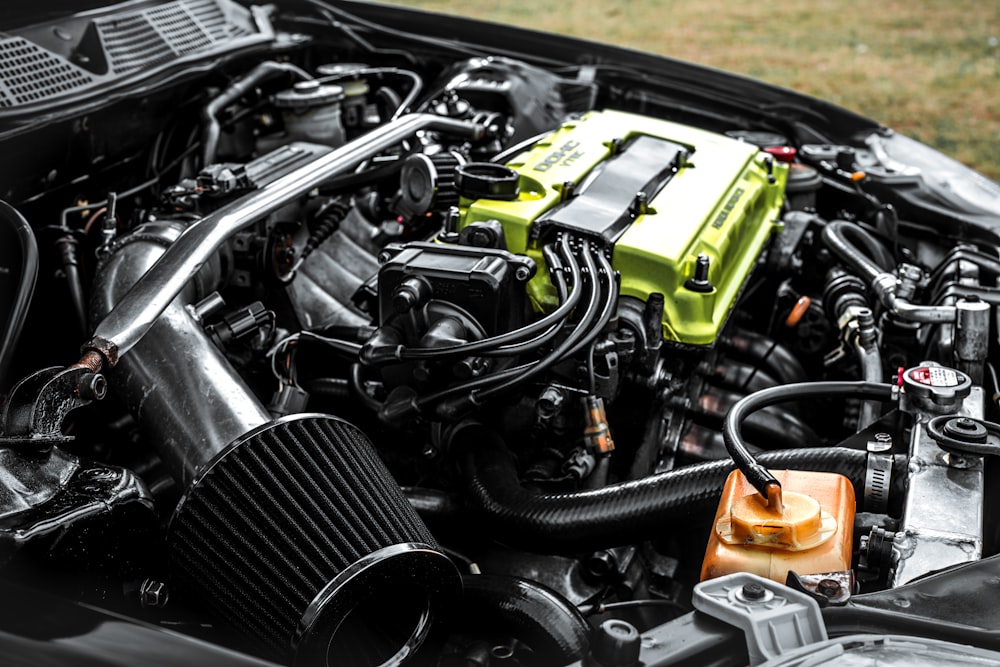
2,1 -> 1000,665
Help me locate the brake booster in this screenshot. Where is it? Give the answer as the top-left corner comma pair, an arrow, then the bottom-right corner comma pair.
458,109 -> 787,345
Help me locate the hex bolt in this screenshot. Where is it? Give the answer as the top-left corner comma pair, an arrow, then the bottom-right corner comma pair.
139,579 -> 169,608
741,582 -> 766,600
817,579 -> 842,597
867,432 -> 893,453
514,265 -> 532,282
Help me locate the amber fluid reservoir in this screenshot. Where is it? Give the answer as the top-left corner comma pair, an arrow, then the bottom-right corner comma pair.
701,469 -> 855,583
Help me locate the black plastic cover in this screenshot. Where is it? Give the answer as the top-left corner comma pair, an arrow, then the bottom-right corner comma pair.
376,242 -> 535,336
536,135 -> 688,243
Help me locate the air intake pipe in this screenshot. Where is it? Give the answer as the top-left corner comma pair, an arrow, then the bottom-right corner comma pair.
91,224 -> 459,665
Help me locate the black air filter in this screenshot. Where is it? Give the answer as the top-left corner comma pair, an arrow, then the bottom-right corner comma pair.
169,414 -> 459,666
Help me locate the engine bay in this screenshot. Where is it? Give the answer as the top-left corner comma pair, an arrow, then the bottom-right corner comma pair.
2,1 -> 1000,665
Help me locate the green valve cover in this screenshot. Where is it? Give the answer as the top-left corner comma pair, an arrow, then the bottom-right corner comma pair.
459,109 -> 787,346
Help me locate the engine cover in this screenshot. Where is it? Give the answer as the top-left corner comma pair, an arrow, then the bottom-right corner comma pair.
459,110 -> 787,345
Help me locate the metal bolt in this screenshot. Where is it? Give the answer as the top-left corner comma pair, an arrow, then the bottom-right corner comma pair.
140,579 -> 169,608
630,191 -> 649,216
560,180 -> 576,201
694,254 -> 710,282
514,265 -> 532,282
817,579 -> 842,597
741,582 -> 766,600
684,254 -> 714,293
377,250 -> 392,264
537,386 -> 565,414
444,206 -> 461,233
867,432 -> 893,453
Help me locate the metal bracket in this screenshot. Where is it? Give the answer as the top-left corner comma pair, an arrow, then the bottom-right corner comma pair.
0,365 -> 106,447
692,573 -> 827,666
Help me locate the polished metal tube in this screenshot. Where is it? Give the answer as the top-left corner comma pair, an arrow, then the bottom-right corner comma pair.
91,223 -> 271,486
87,114 -> 486,364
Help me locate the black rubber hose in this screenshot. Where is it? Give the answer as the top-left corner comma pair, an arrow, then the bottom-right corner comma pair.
822,220 -> 894,284
0,201 -> 38,393
724,381 -> 897,499
55,235 -> 87,337
402,487 -> 464,524
349,362 -> 382,412
456,574 -> 590,663
301,377 -> 349,398
720,330 -> 808,385
459,423 -> 900,552
739,408 -> 819,450
201,61 -> 311,165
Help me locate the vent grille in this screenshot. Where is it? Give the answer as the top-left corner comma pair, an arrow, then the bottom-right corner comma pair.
96,0 -> 243,76
0,38 -> 94,107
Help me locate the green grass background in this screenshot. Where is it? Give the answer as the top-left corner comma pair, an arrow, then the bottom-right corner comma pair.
388,0 -> 1000,181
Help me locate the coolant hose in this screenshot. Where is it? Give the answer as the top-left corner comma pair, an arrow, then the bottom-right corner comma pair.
459,423 -> 901,552
720,329 -> 807,385
822,220 -> 894,284
458,574 -> 590,663
724,381 -> 898,500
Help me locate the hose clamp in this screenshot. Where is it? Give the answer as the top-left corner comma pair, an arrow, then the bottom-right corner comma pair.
864,433 -> 893,513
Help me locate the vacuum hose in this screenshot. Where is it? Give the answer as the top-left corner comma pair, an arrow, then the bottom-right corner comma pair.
821,220 -> 894,284
723,381 -> 898,500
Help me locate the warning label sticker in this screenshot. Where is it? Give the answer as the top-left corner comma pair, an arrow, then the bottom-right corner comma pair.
908,366 -> 960,387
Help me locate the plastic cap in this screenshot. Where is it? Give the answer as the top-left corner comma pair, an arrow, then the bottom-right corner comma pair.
716,490 -> 837,551
455,163 -> 520,201
274,80 -> 345,108
591,619 -> 640,667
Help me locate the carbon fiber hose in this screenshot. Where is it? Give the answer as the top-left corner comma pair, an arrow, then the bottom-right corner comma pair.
459,423 -> 902,552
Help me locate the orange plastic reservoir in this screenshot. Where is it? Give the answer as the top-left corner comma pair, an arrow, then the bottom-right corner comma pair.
701,469 -> 855,583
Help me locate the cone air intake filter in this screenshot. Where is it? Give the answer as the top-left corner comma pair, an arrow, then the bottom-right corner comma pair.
169,414 -> 459,666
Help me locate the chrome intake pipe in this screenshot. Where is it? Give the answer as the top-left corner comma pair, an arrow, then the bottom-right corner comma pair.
90,221 -> 270,487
